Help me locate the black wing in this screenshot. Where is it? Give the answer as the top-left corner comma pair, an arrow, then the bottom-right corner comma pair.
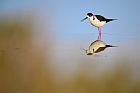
95,15 -> 107,22
94,47 -> 106,53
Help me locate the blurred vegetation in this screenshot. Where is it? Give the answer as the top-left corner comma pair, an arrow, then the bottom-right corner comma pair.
0,13 -> 52,93
0,13 -> 140,93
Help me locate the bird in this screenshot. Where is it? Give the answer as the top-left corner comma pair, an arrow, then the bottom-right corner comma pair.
81,13 -> 117,40
83,40 -> 116,55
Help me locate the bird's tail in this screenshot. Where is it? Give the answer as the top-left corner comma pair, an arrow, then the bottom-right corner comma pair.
106,19 -> 118,23
106,45 -> 117,47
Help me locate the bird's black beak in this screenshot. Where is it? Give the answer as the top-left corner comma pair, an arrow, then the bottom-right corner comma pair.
106,45 -> 117,47
81,17 -> 88,22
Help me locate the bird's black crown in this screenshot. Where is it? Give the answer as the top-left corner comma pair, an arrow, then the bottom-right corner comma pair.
87,13 -> 93,17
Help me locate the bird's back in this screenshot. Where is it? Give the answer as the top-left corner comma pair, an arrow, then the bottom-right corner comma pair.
95,15 -> 107,21
89,15 -> 106,27
95,15 -> 117,23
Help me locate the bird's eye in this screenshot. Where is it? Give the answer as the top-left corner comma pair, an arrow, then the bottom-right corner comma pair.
87,13 -> 93,17
89,15 -> 92,17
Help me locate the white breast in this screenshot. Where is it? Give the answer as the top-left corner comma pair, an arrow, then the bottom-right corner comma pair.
89,17 -> 106,27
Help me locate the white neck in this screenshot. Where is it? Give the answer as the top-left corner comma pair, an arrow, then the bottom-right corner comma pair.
88,16 -> 94,21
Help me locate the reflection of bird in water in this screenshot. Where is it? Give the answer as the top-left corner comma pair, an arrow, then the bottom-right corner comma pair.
81,13 -> 117,40
83,40 -> 116,55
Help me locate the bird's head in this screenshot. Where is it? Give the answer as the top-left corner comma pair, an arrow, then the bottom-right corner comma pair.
87,13 -> 94,18
81,13 -> 94,22
83,49 -> 94,55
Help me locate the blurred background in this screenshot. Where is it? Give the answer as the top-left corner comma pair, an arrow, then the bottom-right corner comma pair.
0,0 -> 140,93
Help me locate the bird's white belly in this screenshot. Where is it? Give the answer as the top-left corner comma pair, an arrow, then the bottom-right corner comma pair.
90,18 -> 106,27
89,40 -> 106,52
91,44 -> 105,52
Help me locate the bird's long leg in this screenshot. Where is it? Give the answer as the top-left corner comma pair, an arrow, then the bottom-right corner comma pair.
98,27 -> 100,40
99,27 -> 102,40
98,27 -> 102,40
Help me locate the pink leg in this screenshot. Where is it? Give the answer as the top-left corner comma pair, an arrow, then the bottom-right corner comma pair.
98,27 -> 102,40
98,27 -> 100,40
99,27 -> 102,40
